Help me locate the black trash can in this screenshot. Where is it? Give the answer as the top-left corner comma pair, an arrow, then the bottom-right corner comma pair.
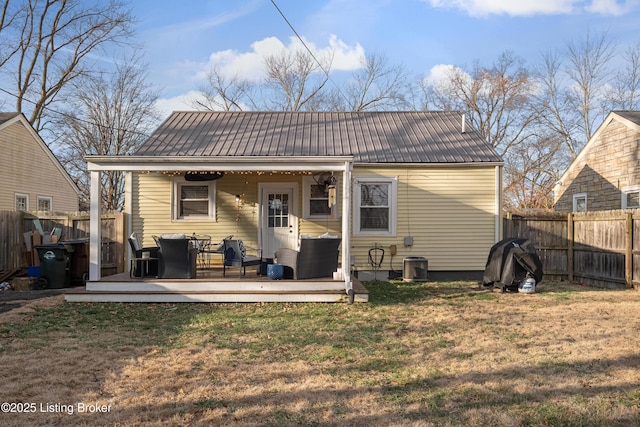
35,244 -> 73,289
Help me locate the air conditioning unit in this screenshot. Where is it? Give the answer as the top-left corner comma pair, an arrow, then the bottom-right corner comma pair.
403,257 -> 428,282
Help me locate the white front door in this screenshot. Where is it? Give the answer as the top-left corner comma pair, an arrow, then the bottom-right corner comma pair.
259,183 -> 298,259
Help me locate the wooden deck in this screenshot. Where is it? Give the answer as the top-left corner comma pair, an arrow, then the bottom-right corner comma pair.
65,267 -> 369,303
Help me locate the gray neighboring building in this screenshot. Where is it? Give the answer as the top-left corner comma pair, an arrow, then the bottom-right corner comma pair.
554,111 -> 640,213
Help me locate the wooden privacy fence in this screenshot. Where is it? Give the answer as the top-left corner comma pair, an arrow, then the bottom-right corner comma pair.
0,210 -> 125,276
504,209 -> 640,289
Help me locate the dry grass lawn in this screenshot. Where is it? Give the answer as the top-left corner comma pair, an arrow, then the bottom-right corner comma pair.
1,281 -> 639,426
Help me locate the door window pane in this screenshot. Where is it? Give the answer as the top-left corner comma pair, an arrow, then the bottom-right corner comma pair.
268,193 -> 289,228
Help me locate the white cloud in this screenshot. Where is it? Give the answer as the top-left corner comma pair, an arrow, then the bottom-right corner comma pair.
424,0 -> 638,16
157,35 -> 366,115
199,37 -> 286,82
425,0 -> 575,16
423,64 -> 460,86
146,1 -> 261,43
326,34 -> 366,71
154,91 -> 201,119
422,64 -> 473,96
586,0 -> 639,15
197,35 -> 365,83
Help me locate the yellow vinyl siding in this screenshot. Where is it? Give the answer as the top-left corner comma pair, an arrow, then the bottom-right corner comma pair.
0,121 -> 78,211
351,165 -> 497,272
132,172 -> 324,251
131,165 -> 498,272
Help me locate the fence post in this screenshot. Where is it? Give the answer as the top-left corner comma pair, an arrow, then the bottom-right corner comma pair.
567,213 -> 574,282
626,212 -> 633,288
504,211 -> 512,237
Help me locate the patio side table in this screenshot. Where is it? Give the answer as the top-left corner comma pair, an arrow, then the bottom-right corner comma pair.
267,263 -> 284,280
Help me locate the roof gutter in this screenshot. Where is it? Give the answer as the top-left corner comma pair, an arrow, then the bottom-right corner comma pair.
355,161 -> 504,168
86,155 -> 355,172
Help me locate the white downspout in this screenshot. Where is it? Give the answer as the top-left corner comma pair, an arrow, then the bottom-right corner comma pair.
89,170 -> 102,281
342,160 -> 353,302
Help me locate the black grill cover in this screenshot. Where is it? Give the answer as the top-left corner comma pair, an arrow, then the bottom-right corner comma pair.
482,238 -> 544,289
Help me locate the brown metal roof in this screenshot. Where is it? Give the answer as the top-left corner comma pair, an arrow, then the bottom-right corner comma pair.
135,111 -> 502,164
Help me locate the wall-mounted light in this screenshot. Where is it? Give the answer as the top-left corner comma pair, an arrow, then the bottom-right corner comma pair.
235,194 -> 241,202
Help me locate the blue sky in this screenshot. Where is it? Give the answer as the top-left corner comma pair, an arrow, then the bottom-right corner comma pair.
127,0 -> 640,116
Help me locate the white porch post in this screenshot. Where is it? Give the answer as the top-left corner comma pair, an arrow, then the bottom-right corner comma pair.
89,170 -> 102,281
342,160 -> 352,296
495,165 -> 502,242
125,171 -> 133,260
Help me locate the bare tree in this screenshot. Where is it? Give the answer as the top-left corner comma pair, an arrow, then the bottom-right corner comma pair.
503,133 -> 569,210
605,40 -> 640,111
345,52 -> 410,112
192,65 -> 257,111
196,50 -> 343,112
0,0 -> 134,131
535,31 -> 615,157
426,51 -> 538,156
54,56 -> 160,210
534,51 -> 582,157
263,49 -> 331,111
565,30 -> 615,142
195,47 -> 414,113
0,1 -> 24,69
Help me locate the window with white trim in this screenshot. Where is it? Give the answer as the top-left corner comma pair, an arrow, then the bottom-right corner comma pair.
353,177 -> 397,236
302,175 -> 337,219
622,185 -> 640,208
172,177 -> 216,221
37,196 -> 52,212
15,194 -> 28,211
573,193 -> 587,212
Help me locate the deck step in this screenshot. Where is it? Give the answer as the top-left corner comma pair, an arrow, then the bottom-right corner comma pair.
86,280 -> 347,293
66,275 -> 368,303
64,288 -> 369,303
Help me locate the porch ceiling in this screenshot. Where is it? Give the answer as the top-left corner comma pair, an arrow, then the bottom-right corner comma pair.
86,155 -> 354,172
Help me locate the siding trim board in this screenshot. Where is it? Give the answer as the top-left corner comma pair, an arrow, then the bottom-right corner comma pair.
356,161 -> 504,167
87,156 -> 355,172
